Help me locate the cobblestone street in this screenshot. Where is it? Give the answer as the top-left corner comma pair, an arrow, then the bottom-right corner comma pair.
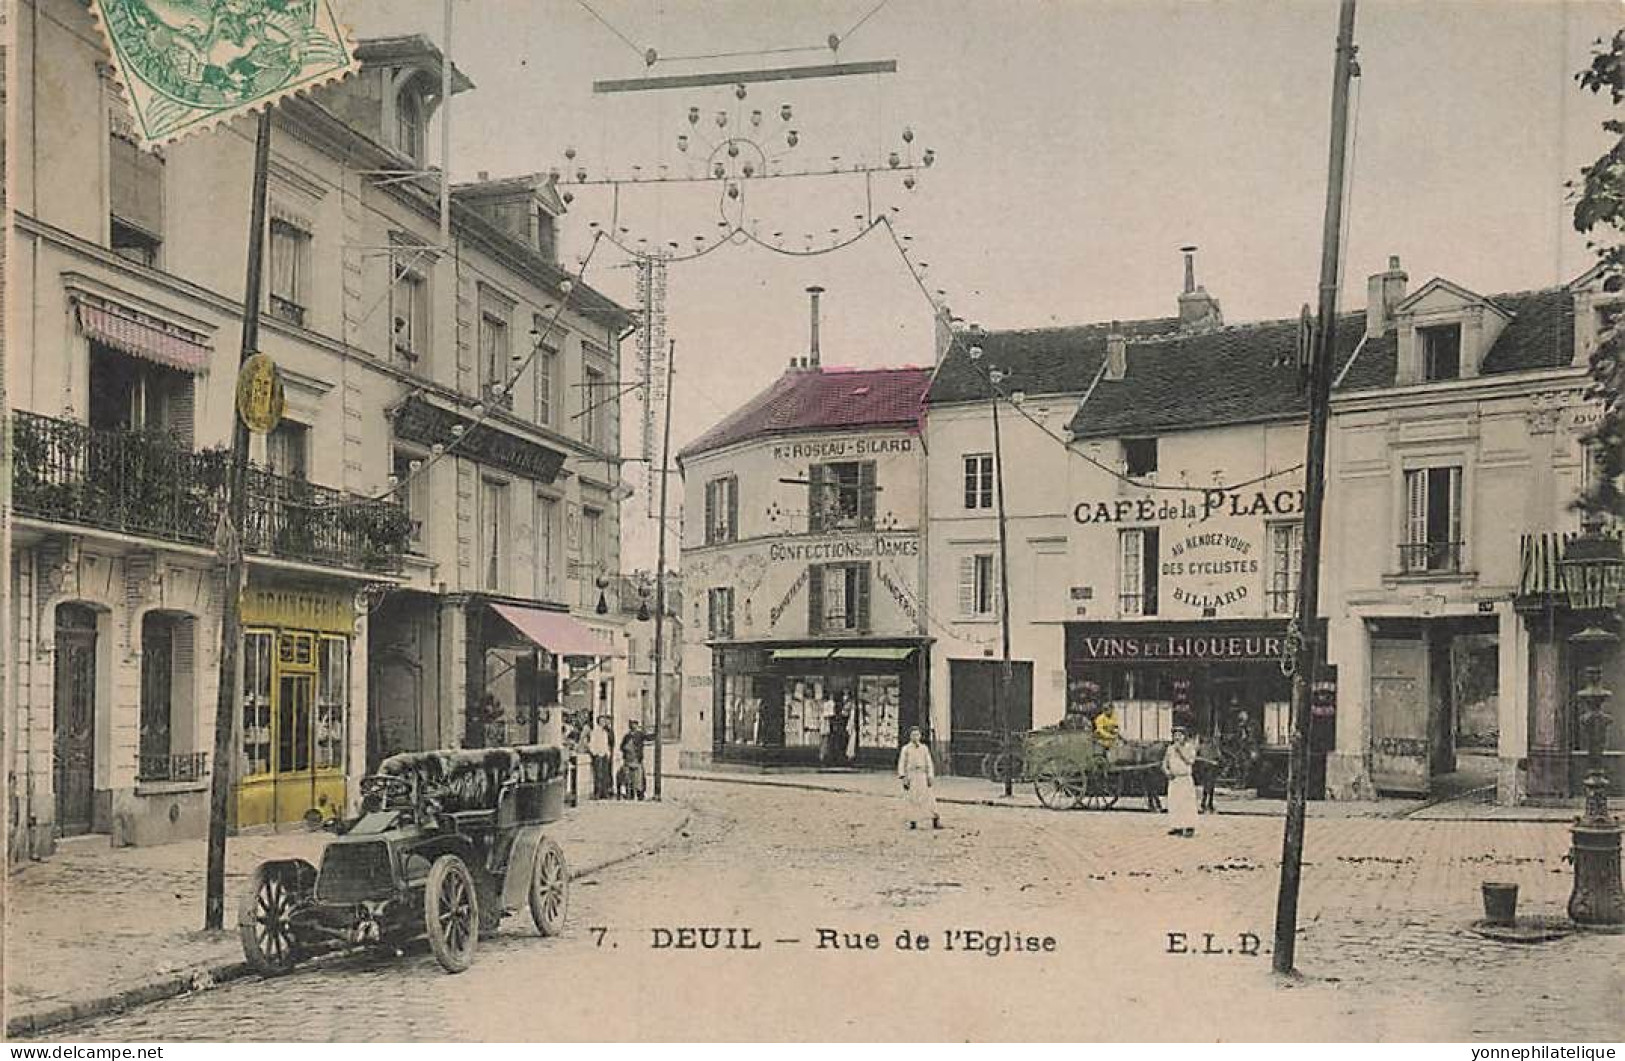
19,779 -> 1622,1042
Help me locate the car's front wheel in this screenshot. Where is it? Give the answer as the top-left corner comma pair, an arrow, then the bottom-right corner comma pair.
239,862 -> 310,976
424,854 -> 479,973
528,837 -> 570,936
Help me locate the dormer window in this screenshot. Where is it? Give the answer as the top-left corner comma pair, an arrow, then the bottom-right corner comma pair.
1421,324 -> 1461,381
396,85 -> 425,164
536,208 -> 557,261
1123,437 -> 1158,478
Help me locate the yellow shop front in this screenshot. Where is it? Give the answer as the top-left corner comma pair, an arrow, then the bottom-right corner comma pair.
234,585 -> 356,829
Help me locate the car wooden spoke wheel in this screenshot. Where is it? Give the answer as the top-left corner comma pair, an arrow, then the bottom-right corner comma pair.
529,836 -> 570,936
425,854 -> 479,973
240,864 -> 304,976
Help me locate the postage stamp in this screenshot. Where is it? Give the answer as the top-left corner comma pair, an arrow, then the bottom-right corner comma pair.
90,0 -> 357,148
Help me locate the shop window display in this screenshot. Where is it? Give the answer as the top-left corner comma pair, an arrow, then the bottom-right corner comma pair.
725,674 -> 763,745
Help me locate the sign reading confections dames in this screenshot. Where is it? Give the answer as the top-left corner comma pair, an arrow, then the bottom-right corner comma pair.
92,0 -> 358,149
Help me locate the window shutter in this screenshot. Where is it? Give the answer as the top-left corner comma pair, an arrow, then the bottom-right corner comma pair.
1447,467 -> 1462,546
963,457 -> 975,509
165,376 -> 195,449
704,481 -> 717,545
958,555 -> 976,616
1143,528 -> 1160,616
727,477 -> 739,541
807,465 -> 826,532
1405,470 -> 1427,545
856,563 -> 872,631
858,462 -> 876,527
807,564 -> 825,634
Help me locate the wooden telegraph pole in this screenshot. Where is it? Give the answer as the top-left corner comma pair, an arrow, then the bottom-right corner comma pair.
205,110 -> 275,931
1273,0 -> 1359,974
650,340 -> 677,801
991,375 -> 1014,799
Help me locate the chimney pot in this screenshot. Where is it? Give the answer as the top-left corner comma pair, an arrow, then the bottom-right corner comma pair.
1180,245 -> 1199,295
1366,255 -> 1408,338
477,170 -> 489,182
806,285 -> 825,368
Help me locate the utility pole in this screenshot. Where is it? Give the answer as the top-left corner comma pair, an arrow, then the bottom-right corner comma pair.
650,339 -> 677,801
205,110 -> 274,931
991,377 -> 1014,799
1273,0 -> 1359,975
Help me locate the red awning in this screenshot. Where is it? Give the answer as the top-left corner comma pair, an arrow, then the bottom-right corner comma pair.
78,301 -> 211,373
491,603 -> 623,658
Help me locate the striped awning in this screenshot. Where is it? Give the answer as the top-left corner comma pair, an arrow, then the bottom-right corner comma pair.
77,300 -> 211,373
1518,532 -> 1571,601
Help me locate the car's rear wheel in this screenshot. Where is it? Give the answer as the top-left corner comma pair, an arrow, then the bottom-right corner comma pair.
425,854 -> 479,973
529,837 -> 570,936
239,863 -> 306,976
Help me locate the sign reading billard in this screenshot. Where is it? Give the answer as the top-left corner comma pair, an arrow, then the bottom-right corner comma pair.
1163,531 -> 1261,611
236,353 -> 285,434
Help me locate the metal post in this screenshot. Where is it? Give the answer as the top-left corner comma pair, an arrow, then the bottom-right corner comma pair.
1273,0 -> 1358,974
991,385 -> 1014,798
439,0 -> 453,251
651,339 -> 677,801
205,110 -> 273,931
529,645 -> 541,744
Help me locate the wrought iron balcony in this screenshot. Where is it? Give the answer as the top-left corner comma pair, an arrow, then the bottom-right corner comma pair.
1398,540 -> 1463,575
12,410 -> 410,573
138,751 -> 208,783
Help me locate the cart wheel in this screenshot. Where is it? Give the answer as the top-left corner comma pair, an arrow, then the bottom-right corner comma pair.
425,854 -> 479,973
239,862 -> 308,976
529,837 -> 570,937
1035,767 -> 1085,810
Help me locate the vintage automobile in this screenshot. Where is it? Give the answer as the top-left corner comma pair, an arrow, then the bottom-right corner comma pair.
238,744 -> 570,975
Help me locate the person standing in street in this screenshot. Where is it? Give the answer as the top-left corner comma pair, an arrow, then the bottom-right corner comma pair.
588,715 -> 614,799
1163,726 -> 1199,837
897,727 -> 941,830
620,719 -> 649,800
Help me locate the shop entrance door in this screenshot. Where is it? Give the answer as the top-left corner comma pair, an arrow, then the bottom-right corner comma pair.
53,605 -> 98,836
947,660 -> 1033,775
275,671 -> 316,824
1370,636 -> 1430,794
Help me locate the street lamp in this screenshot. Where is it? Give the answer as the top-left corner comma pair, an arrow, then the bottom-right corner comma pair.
1560,517 -> 1624,927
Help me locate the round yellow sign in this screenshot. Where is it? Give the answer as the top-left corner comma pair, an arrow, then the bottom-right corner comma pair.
236,353 -> 285,434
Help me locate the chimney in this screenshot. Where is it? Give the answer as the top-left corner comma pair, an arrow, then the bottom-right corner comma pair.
1365,254 -> 1408,337
1105,326 -> 1127,381
1177,245 -> 1223,332
933,306 -> 956,364
806,285 -> 825,368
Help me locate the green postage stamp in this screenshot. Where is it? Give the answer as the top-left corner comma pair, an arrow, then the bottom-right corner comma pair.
92,0 -> 358,148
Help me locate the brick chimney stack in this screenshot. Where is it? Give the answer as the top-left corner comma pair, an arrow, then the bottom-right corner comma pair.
1177,245 -> 1223,332
1365,255 -> 1408,338
807,285 -> 824,369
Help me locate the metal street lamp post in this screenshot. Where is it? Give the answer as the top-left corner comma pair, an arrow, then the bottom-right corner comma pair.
1561,520 -> 1625,927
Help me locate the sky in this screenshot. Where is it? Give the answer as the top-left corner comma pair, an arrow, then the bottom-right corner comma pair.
342,0 -> 1622,568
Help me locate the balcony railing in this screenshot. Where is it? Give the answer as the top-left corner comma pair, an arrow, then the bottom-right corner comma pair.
1398,540 -> 1463,575
138,751 -> 208,783
12,410 -> 410,573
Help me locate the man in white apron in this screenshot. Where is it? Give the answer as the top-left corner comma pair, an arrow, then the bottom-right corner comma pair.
1163,726 -> 1199,837
897,726 -> 941,829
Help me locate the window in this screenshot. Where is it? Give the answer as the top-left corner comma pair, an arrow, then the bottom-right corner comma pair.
268,219 -> 311,327
267,421 -> 309,481
392,270 -> 428,363
315,636 -> 348,770
88,346 -> 192,442
241,631 -> 274,778
396,86 -> 424,163
708,587 -> 736,640
138,612 -> 177,772
533,326 -> 559,426
1119,527 -> 1160,616
809,461 -> 876,532
481,310 -> 512,408
481,479 -> 509,591
109,129 -> 163,266
1402,466 -> 1463,573
1421,324 -> 1461,382
392,450 -> 427,552
958,552 -> 999,617
1267,521 -> 1303,615
536,208 -> 557,262
535,493 -> 560,599
583,364 -> 606,448
809,562 -> 871,634
705,476 -> 739,544
963,454 -> 994,510
1123,437 -> 1158,478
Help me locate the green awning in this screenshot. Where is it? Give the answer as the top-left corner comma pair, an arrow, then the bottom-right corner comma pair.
829,647 -> 918,661
770,647 -> 836,661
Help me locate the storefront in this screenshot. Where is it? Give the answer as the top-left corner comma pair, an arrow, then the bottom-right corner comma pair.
469,598 -> 623,749
1063,619 -> 1333,797
712,639 -> 929,768
236,584 -> 356,828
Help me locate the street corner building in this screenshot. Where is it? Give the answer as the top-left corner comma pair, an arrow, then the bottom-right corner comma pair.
678,290 -> 933,771
6,1 -> 636,861
923,250 -> 1622,802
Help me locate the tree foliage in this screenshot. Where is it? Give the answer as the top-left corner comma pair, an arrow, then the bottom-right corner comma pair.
1574,29 -> 1625,517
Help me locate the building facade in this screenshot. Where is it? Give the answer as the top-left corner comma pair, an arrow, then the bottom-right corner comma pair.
6,4 -> 633,858
678,341 -> 931,770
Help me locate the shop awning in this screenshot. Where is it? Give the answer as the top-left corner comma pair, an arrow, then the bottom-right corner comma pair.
78,300 -> 211,373
829,647 -> 918,661
770,647 -> 836,661
491,603 -> 622,658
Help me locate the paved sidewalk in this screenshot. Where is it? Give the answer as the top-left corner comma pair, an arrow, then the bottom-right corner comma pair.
668,766 -> 1618,821
4,798 -> 688,1035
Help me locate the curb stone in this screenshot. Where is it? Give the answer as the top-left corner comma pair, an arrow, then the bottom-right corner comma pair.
5,806 -> 692,1041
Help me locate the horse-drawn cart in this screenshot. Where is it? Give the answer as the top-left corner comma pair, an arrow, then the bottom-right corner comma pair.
1023,726 -> 1167,810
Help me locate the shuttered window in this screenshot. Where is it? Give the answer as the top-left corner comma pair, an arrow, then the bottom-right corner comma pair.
1402,466 -> 1463,573
705,476 -> 738,544
809,562 -> 870,633
1119,527 -> 1159,616
109,129 -> 163,264
708,587 -> 735,639
958,553 -> 998,617
808,461 -> 875,531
